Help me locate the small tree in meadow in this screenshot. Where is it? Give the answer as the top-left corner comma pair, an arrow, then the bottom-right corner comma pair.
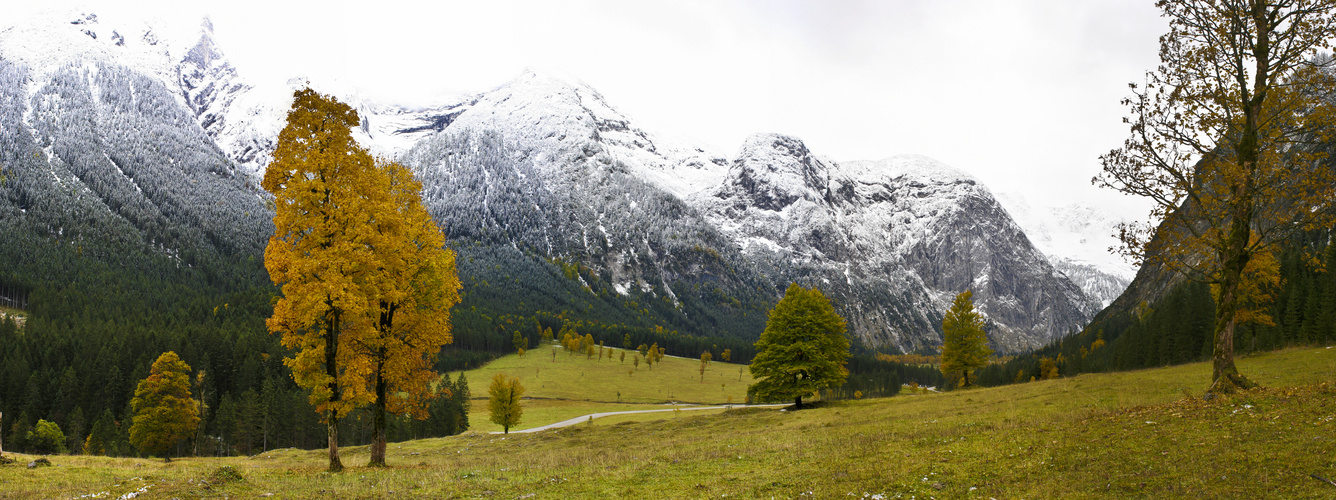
487,374 -> 524,434
749,283 -> 850,409
700,351 -> 712,382
939,290 -> 991,388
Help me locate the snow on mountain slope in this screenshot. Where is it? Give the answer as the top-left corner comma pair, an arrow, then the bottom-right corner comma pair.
691,139 -> 1097,352
438,71 -> 730,197
995,191 -> 1135,307
1,13 -> 1103,352
178,27 -> 477,182
0,12 -> 270,260
208,61 -> 1100,351
0,12 -> 192,94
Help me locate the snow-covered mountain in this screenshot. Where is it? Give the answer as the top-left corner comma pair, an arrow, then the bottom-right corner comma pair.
0,12 -> 1105,352
379,72 -> 1100,352
994,192 -> 1136,308
690,139 -> 1097,351
176,21 -> 476,181
0,12 -> 269,263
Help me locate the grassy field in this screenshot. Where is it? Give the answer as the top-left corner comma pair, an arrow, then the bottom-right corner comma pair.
2,346 -> 1334,499
459,344 -> 758,432
463,344 -> 755,404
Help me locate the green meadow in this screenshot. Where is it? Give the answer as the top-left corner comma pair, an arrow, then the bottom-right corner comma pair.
2,346 -> 1334,499
459,345 -> 756,433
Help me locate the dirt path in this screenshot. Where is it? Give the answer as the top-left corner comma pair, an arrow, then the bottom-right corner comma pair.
494,404 -> 789,434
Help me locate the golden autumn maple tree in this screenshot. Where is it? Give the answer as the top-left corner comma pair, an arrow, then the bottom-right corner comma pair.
362,159 -> 461,467
1097,0 -> 1336,394
263,88 -> 383,472
129,352 -> 199,461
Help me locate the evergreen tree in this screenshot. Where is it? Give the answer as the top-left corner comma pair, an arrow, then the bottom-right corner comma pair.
940,290 -> 992,388
748,284 -> 850,408
452,373 -> 471,434
65,407 -> 85,454
84,410 -> 117,456
7,411 -> 29,453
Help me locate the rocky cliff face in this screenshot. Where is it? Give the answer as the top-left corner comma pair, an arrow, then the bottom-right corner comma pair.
694,137 -> 1097,352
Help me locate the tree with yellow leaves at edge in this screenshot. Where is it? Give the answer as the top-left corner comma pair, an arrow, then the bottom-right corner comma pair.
1096,0 -> 1336,394
700,351 -> 712,382
488,374 -> 525,434
940,290 -> 991,388
749,283 -> 850,409
263,88 -> 382,472
129,352 -> 199,462
360,159 -> 462,467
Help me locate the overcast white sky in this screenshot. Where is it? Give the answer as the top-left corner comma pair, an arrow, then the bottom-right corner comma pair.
10,0 -> 1167,218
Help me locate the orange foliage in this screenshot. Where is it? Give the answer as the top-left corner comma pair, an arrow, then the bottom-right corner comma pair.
263,88 -> 381,424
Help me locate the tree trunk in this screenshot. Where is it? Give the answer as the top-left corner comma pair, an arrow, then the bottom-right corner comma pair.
369,303 -> 396,467
327,413 -> 343,473
369,352 -> 388,467
794,395 -> 802,409
325,307 -> 344,473
1207,198 -> 1258,395
1205,2 -> 1268,396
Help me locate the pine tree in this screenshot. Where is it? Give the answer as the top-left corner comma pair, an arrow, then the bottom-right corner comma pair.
487,374 -> 524,434
84,409 -> 116,456
749,283 -> 850,409
939,291 -> 992,388
129,352 -> 199,461
452,373 -> 471,434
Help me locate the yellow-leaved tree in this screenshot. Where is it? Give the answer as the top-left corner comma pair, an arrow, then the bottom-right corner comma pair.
1096,0 -> 1336,394
263,88 -> 383,472
939,290 -> 991,388
362,159 -> 461,467
129,352 -> 199,461
488,374 -> 525,434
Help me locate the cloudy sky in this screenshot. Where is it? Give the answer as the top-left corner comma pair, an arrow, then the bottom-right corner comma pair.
12,0 -> 1168,218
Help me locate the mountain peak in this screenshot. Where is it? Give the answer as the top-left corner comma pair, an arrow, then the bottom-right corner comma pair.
719,133 -> 833,212
841,154 -> 977,186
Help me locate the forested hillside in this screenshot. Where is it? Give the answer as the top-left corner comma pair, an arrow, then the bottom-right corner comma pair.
978,229 -> 1336,386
